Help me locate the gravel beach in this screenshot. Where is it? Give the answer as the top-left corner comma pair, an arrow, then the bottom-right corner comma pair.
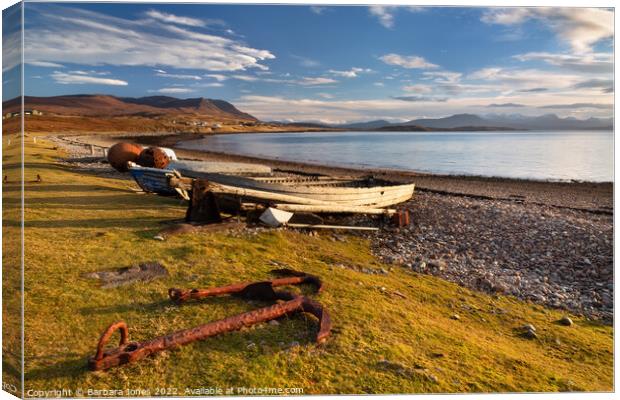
54,134 -> 614,322
372,191 -> 613,322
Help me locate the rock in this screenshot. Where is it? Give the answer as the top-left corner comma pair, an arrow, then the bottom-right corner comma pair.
246,342 -> 256,349
153,235 -> 165,241
451,314 -> 460,320
521,323 -> 536,332
289,341 -> 300,347
268,320 -> 280,326
558,316 -> 573,326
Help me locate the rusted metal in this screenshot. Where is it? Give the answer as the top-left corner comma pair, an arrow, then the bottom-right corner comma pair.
137,147 -> 171,169
168,269 -> 323,303
391,209 -> 410,227
88,280 -> 331,371
107,142 -> 143,172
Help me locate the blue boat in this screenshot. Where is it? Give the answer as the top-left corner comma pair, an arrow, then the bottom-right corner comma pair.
127,163 -> 179,196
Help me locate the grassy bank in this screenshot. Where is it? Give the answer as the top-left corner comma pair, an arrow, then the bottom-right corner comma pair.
5,137 -> 613,394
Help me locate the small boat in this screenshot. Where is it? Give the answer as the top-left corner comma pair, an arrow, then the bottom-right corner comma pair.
128,162 -> 415,215
169,173 -> 415,215
168,160 -> 272,176
127,160 -> 271,196
127,162 -> 179,196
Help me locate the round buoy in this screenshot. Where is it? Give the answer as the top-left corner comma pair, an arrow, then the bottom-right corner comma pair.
107,142 -> 143,172
137,147 -> 171,169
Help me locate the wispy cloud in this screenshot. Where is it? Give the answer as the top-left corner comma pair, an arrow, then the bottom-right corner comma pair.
328,67 -> 373,78
26,5 -> 274,72
298,77 -> 338,86
145,9 -> 205,27
309,6 -> 326,15
481,8 -> 613,52
402,84 -> 433,94
487,102 -> 526,108
380,53 -> 438,69
513,52 -> 612,73
518,87 -> 548,93
369,6 -> 425,29
573,78 -> 613,92
291,55 -> 320,68
150,87 -> 195,94
51,71 -> 127,85
27,61 -> 65,68
392,95 -> 447,102
156,71 -> 203,80
539,103 -> 612,110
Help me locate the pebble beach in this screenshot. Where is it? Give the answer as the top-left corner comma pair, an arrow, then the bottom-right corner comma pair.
55,134 -> 614,322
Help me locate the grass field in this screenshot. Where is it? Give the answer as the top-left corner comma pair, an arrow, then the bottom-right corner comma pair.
2,136 -> 613,395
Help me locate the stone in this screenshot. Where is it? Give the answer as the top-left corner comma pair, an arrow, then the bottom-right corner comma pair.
451,314 -> 461,320
153,235 -> 165,241
558,316 -> 573,326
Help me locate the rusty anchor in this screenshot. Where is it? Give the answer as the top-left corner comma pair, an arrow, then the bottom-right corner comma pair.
168,268 -> 323,303
89,271 -> 331,371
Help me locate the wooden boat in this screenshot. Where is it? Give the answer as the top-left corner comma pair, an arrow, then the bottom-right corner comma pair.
128,162 -> 415,214
168,160 -> 272,176
169,173 -> 415,213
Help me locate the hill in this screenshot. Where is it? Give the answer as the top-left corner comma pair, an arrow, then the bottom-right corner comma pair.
3,94 -> 257,121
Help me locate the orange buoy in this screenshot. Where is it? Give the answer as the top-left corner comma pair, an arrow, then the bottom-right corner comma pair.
107,142 -> 143,172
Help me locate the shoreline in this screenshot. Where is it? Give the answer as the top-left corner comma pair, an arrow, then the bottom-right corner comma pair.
49,133 -> 613,321
66,132 -> 613,213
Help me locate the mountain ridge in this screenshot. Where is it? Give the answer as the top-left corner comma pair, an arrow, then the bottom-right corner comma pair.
3,94 -> 257,121
329,113 -> 613,131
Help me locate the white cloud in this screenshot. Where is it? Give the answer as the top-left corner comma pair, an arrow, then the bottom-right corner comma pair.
328,67 -> 373,78
232,74 -> 260,82
27,61 -> 65,68
145,9 -> 204,27
206,74 -> 228,81
317,92 -> 334,99
298,77 -> 338,86
468,67 -> 582,90
481,8 -> 613,52
403,84 -> 433,94
51,71 -> 128,85
379,53 -> 438,69
369,6 -> 425,29
421,71 -> 462,84
374,82 -> 385,87
156,71 -> 203,80
196,82 -> 224,88
309,6 -> 326,15
25,6 -> 275,72
291,55 -> 320,68
236,91 -> 612,123
150,87 -> 195,94
513,51 -> 612,73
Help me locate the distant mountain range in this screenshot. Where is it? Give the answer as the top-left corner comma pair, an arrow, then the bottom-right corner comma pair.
333,113 -> 613,131
4,94 -> 257,121
3,95 -> 613,132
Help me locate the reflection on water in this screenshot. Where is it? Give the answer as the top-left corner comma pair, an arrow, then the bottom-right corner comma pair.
178,130 -> 614,182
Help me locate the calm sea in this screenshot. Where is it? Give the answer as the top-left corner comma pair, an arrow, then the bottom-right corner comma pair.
177,130 -> 614,182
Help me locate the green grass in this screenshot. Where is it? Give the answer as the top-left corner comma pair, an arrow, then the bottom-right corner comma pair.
3,136 -> 613,395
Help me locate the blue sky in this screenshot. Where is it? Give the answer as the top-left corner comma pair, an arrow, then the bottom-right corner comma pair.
2,3 -> 614,122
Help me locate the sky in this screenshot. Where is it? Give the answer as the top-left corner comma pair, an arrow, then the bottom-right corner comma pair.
2,3 -> 614,123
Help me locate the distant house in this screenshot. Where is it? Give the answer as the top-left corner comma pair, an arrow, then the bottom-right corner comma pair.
212,123 -> 222,129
